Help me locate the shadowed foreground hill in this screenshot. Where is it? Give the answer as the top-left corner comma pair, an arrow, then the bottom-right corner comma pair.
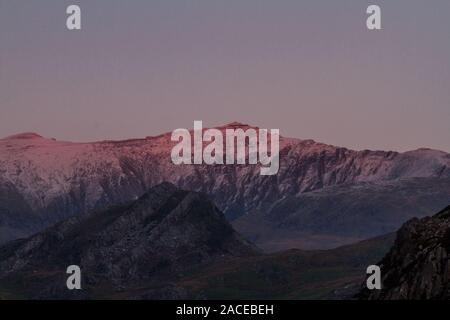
359,205 -> 450,300
0,183 -> 395,299
0,183 -> 256,299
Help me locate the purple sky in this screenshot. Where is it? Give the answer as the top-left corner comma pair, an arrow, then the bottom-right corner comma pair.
1,0 -> 449,152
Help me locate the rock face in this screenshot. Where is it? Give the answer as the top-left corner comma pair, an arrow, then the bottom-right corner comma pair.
360,206 -> 450,300
1,123 -> 449,248
0,183 -> 256,299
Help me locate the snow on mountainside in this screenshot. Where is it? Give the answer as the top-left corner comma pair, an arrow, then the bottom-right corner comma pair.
0,123 -> 449,247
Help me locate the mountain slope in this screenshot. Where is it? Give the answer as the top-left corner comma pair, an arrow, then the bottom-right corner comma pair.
235,177 -> 450,250
0,176 -> 42,243
0,183 -> 256,299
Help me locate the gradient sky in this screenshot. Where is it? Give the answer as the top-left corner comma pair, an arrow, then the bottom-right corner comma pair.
1,0 -> 449,152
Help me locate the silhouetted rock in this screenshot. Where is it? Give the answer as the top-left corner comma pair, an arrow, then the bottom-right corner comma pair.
0,183 -> 256,299
359,205 -> 450,300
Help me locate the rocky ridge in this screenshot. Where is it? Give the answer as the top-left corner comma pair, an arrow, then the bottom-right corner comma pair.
360,205 -> 450,299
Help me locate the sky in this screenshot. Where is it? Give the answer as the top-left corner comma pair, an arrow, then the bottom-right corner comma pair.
0,0 -> 449,152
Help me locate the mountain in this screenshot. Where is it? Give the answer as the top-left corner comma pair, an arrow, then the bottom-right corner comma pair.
359,205 -> 450,300
1,123 -> 449,248
0,182 -> 394,299
0,183 -> 256,299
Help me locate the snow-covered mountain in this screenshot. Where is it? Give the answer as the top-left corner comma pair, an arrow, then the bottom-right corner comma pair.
1,123 -> 449,248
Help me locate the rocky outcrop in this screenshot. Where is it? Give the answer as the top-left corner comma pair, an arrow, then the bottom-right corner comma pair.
359,205 -> 450,300
0,183 -> 256,299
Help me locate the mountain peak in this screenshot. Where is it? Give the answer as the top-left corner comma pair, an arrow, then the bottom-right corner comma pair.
4,132 -> 44,140
218,121 -> 259,130
226,121 -> 248,126
0,182 -> 256,298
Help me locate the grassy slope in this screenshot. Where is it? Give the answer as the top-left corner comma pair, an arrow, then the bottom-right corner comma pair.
174,233 -> 395,299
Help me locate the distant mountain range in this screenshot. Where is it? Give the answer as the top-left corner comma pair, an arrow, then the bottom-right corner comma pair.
1,122 -> 449,249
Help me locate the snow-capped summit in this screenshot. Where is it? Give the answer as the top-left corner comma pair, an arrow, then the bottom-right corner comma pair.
0,122 -> 449,248
3,132 -> 44,140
